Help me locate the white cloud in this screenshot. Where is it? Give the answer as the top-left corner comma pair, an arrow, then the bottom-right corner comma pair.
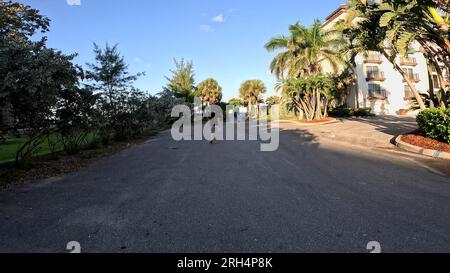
227,8 -> 237,13
200,25 -> 213,32
212,14 -> 224,23
67,0 -> 81,6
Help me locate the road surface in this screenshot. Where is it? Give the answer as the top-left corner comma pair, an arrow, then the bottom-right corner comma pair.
0,125 -> 449,253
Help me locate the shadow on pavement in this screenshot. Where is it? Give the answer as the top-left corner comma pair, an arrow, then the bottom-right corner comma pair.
349,116 -> 418,137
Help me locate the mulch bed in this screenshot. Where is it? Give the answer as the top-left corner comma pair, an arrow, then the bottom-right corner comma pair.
401,131 -> 450,153
298,117 -> 336,124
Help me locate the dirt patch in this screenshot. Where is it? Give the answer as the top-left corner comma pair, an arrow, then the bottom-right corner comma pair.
401,132 -> 450,153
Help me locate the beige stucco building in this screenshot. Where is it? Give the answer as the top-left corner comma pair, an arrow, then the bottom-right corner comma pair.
322,5 -> 447,116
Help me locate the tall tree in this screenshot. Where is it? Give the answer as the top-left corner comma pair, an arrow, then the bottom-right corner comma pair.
265,20 -> 343,79
164,58 -> 196,102
0,0 -> 52,144
85,43 -> 143,141
364,0 -> 449,109
197,78 -> 223,105
335,0 -> 428,110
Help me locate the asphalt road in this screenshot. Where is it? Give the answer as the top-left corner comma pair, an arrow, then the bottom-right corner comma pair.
0,125 -> 450,253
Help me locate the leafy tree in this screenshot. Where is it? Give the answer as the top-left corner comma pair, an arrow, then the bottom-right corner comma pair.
332,67 -> 357,107
0,39 -> 80,162
227,98 -> 245,107
265,20 -> 343,79
149,89 -> 187,126
164,58 -> 196,102
265,96 -> 281,107
0,0 -> 52,143
56,87 -> 98,154
197,78 -> 223,105
85,43 -> 143,141
239,80 -> 267,117
0,0 -> 50,43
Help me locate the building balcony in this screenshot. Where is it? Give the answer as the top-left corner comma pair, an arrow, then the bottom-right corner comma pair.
363,55 -> 383,64
367,91 -> 387,100
402,73 -> 420,83
404,86 -> 416,100
368,86 -> 387,100
400,57 -> 418,66
444,75 -> 450,87
366,71 -> 386,81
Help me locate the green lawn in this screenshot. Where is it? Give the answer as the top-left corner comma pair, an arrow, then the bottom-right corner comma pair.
0,135 -> 64,164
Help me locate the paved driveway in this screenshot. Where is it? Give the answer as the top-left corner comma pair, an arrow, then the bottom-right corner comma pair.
0,124 -> 449,253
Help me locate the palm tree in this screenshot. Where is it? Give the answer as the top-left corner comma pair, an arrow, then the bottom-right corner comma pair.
265,20 -> 343,79
239,80 -> 267,118
335,0 -> 430,110
276,74 -> 336,120
367,0 -> 449,108
197,78 -> 222,105
265,96 -> 281,107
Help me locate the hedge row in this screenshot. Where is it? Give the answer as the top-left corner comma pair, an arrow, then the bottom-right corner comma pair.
417,109 -> 450,144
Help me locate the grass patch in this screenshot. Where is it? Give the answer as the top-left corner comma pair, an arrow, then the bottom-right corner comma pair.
0,135 -> 64,164
0,127 -> 168,190
0,133 -> 103,164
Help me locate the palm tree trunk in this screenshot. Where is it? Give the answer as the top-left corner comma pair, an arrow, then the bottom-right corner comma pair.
382,51 -> 427,111
426,61 -> 436,109
429,59 -> 448,109
315,89 -> 322,120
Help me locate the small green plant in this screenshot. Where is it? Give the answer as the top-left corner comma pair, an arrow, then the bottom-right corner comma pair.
416,109 -> 450,144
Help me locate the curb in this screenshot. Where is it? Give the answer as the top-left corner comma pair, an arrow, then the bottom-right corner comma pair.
394,135 -> 450,160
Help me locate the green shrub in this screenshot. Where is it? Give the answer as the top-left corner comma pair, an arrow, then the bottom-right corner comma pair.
329,107 -> 374,117
416,109 -> 450,144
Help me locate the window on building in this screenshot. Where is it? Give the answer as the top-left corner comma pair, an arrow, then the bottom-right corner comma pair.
402,68 -> 414,78
368,83 -> 386,98
366,66 -> 379,78
432,75 -> 440,89
366,66 -> 379,73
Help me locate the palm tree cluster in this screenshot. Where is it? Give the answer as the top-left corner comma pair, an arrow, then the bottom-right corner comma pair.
266,20 -> 343,120
338,0 -> 450,110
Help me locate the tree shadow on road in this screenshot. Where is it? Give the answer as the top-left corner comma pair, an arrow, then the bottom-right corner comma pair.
347,116 -> 418,137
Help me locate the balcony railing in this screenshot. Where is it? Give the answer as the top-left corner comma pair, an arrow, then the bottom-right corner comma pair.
366,71 -> 386,81
368,88 -> 387,100
369,86 -> 387,100
404,86 -> 415,100
400,57 -> 418,66
403,73 -> 420,83
364,54 -> 383,64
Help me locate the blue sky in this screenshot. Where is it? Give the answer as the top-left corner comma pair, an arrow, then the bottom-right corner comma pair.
20,0 -> 344,100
